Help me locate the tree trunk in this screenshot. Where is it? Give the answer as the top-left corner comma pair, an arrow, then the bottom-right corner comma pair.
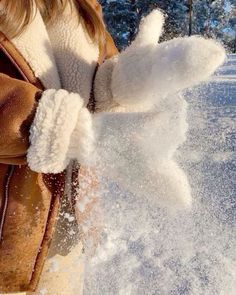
188,0 -> 193,36
129,0 -> 138,43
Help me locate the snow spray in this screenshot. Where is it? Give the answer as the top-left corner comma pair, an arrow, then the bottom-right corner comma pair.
83,58 -> 236,295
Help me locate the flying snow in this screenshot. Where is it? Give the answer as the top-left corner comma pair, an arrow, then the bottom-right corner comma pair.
35,56 -> 235,295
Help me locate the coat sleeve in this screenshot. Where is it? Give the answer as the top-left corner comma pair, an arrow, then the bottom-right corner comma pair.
0,74 -> 90,173
0,73 -> 41,165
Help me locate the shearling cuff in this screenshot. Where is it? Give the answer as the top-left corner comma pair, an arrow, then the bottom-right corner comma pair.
27,89 -> 93,173
67,107 -> 95,165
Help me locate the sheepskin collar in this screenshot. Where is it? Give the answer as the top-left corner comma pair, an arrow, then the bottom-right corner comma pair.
12,2 -> 99,103
47,3 -> 99,102
12,8 -> 61,90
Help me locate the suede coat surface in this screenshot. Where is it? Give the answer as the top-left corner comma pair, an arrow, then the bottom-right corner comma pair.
0,1 -> 118,292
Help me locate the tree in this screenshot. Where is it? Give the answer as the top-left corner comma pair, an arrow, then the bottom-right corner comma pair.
192,0 -> 230,37
156,0 -> 189,40
188,0 -> 193,36
100,0 -> 139,50
227,1 -> 236,52
101,0 -> 190,49
101,0 -> 234,52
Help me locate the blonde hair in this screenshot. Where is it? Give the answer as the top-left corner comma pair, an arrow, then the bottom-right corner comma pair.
0,0 -> 106,44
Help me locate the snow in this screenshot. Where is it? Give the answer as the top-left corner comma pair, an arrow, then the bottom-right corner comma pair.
92,99 -> 191,209
83,55 -> 236,294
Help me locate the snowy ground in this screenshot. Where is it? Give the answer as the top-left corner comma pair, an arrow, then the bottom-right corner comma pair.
84,55 -> 236,295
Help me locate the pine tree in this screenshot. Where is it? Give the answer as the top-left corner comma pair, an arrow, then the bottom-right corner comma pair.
156,0 -> 189,40
227,1 -> 236,52
100,0 -> 139,50
135,0 -> 190,40
192,0 -> 230,38
101,0 -> 234,52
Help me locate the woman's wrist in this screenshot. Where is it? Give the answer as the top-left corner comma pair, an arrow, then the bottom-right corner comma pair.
27,89 -> 85,173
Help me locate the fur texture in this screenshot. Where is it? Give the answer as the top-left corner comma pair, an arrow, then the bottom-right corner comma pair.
92,9 -> 226,209
12,1 -> 99,103
27,89 -> 93,173
26,8 -> 225,210
47,2 -> 99,103
68,107 -> 94,165
12,7 -> 61,90
111,36 -> 226,111
94,10 -> 226,112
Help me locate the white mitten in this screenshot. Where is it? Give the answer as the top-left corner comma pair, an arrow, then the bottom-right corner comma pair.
95,9 -> 226,112
27,89 -> 94,173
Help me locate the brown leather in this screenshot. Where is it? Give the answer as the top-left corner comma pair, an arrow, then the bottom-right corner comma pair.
0,32 -> 44,89
0,73 -> 40,162
0,1 -> 118,293
0,35 -> 65,293
0,166 -> 64,292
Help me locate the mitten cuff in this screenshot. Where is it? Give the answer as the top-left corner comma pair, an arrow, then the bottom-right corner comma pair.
67,107 -> 94,165
27,89 -> 85,173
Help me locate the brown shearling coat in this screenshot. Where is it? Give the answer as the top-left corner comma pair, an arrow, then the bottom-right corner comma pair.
0,1 -> 118,293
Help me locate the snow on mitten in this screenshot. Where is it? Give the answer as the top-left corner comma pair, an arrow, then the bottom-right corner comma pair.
94,9 -> 226,112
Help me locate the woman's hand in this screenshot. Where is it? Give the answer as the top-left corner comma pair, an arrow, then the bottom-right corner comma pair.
95,10 -> 226,112
27,89 -> 93,173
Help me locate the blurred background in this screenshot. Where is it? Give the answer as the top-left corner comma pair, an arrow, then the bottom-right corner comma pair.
100,0 -> 236,52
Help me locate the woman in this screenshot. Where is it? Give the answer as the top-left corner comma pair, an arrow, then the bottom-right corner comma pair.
0,1 -> 117,294
0,0 -> 225,294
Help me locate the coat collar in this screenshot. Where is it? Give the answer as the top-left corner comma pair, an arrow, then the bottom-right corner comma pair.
0,32 -> 44,90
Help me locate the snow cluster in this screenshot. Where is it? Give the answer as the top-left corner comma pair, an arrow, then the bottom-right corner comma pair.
92,92 -> 191,210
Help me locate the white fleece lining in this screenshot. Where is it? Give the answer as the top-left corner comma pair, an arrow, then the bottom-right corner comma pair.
12,7 -> 61,90
47,1 -> 99,102
27,89 -> 85,173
